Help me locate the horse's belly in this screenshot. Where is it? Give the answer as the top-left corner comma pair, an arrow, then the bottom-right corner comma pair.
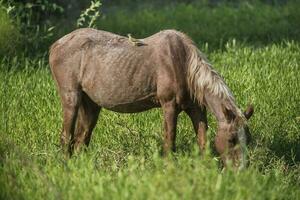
82,70 -> 158,113
85,88 -> 159,113
103,97 -> 160,113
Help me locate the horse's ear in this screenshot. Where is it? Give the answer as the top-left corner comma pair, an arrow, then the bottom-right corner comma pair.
244,105 -> 254,120
222,104 -> 236,122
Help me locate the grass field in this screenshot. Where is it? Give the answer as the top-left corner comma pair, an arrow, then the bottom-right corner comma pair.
1,41 -> 299,199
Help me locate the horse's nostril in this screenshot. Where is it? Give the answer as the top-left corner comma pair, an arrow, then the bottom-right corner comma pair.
228,136 -> 238,146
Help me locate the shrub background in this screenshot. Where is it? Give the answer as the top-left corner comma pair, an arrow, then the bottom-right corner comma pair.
1,0 -> 300,56
0,7 -> 21,56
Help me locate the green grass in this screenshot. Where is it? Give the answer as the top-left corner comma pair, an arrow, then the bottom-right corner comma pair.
99,1 -> 300,51
1,42 -> 299,199
2,1 -> 300,57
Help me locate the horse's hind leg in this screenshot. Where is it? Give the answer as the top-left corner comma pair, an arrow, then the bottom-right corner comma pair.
73,92 -> 101,153
185,105 -> 208,152
60,89 -> 82,157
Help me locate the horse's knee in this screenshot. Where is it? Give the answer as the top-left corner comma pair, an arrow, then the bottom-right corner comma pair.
61,90 -> 81,108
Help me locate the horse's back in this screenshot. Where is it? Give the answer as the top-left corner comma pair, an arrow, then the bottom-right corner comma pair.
49,28 -> 124,67
50,28 -> 189,56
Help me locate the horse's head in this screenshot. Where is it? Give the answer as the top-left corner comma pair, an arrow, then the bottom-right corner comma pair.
215,105 -> 254,169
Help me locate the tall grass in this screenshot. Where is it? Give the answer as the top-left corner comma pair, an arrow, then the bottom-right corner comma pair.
1,1 -> 300,199
1,42 -> 299,199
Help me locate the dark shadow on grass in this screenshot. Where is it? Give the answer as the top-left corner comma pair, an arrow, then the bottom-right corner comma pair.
268,138 -> 300,165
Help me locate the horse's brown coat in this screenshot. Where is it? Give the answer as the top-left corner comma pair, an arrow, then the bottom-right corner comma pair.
50,28 -> 253,168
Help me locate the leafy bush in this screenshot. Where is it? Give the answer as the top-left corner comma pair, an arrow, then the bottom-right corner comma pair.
1,0 -> 64,56
0,4 -> 21,57
2,1 -> 299,55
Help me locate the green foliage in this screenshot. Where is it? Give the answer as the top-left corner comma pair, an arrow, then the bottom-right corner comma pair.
0,3 -> 21,57
1,1 -> 300,55
1,43 -> 299,199
1,0 -> 64,56
99,1 -> 300,50
77,0 -> 101,28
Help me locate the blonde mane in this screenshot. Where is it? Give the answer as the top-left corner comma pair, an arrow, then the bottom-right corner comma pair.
187,46 -> 234,104
184,38 -> 244,121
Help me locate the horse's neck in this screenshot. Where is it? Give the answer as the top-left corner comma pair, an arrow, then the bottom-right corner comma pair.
204,92 -> 239,124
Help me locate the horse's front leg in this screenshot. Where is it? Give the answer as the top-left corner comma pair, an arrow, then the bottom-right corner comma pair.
161,100 -> 180,155
185,105 -> 208,152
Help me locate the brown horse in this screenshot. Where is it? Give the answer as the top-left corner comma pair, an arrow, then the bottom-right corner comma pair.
49,28 -> 254,168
